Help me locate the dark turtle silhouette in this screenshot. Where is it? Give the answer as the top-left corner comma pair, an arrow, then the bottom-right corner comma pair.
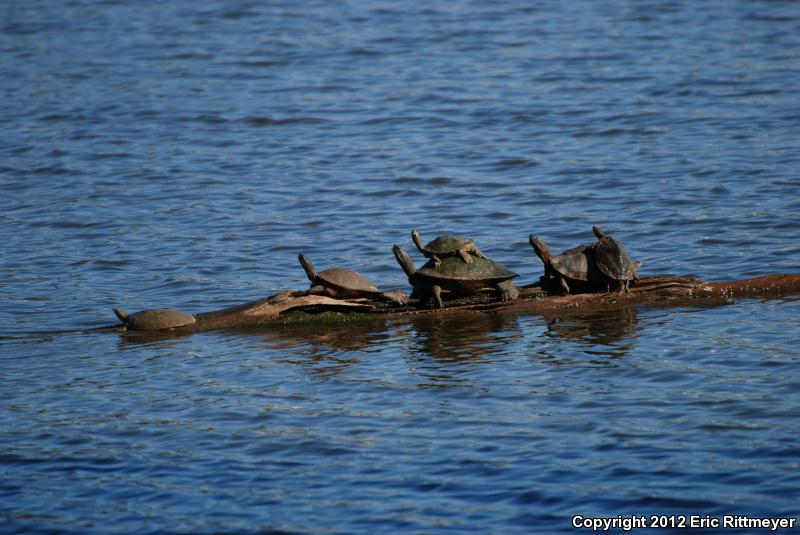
113,308 -> 196,331
591,226 -> 640,292
299,254 -> 407,304
393,244 -> 518,308
411,229 -> 487,267
528,235 -> 600,295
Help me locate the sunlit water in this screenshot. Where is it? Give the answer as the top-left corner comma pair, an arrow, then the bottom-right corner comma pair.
1,0 -> 799,533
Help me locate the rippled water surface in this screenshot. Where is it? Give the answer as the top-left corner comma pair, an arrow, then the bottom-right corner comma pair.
2,0 -> 799,533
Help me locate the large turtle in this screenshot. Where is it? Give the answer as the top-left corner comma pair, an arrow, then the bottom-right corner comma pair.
591,226 -> 640,293
411,229 -> 487,267
393,244 -> 519,308
113,308 -> 196,331
528,235 -> 601,295
299,254 -> 408,304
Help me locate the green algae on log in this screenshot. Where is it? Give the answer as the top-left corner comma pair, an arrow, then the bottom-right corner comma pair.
104,274 -> 800,334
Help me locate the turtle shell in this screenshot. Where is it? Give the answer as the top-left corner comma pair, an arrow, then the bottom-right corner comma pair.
422,235 -> 474,254
415,255 -> 517,284
594,236 -> 637,281
317,268 -> 380,293
115,308 -> 196,331
551,244 -> 599,282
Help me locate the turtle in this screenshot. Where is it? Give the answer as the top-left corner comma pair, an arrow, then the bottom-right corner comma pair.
591,226 -> 641,293
393,244 -> 519,308
113,308 -> 196,331
298,254 -> 408,305
528,235 -> 601,295
411,229 -> 487,267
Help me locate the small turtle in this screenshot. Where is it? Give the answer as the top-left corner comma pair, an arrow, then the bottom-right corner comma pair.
393,244 -> 519,308
113,308 -> 196,331
411,229 -> 487,267
591,226 -> 641,293
299,254 -> 408,304
529,235 -> 601,295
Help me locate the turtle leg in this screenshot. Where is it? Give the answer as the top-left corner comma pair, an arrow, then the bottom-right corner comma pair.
431,285 -> 443,309
323,286 -> 341,298
305,284 -> 325,296
307,285 -> 339,298
470,244 -> 488,260
559,277 -> 571,295
457,248 -> 474,264
411,286 -> 438,308
432,254 -> 442,268
496,280 -> 519,302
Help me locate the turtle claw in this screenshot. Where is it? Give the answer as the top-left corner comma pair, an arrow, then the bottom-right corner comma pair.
497,281 -> 519,302
500,289 -> 515,301
382,290 -> 409,306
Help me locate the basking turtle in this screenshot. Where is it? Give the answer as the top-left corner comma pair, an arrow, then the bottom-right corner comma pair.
113,308 -> 196,331
528,235 -> 601,295
299,254 -> 408,304
393,244 -> 519,308
591,226 -> 640,292
411,229 -> 487,267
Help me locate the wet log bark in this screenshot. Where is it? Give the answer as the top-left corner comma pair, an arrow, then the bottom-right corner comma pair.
106,273 -> 800,334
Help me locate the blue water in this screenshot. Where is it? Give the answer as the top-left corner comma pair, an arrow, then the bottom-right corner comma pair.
2,0 -> 800,532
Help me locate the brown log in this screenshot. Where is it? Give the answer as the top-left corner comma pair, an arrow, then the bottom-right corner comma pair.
66,273 -> 797,337
193,291 -> 373,330
135,273 -> 798,333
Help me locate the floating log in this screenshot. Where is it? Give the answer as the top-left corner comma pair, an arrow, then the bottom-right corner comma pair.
105,273 -> 800,334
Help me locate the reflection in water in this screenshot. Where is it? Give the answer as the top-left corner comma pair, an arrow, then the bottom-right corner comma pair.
541,306 -> 639,346
530,306 -> 640,368
199,309 -> 639,381
397,313 -> 524,386
123,300 -> 736,383
406,313 -> 522,361
254,319 -> 395,379
116,329 -> 196,348
249,313 -> 527,385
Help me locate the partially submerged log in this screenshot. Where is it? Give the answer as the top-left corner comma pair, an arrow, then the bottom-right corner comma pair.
195,291 -> 374,329
108,273 -> 800,334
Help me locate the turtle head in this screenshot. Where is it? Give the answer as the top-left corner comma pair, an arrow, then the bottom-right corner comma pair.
411,229 -> 425,252
298,254 -> 317,281
528,235 -> 553,265
392,244 -> 416,281
592,225 -> 606,239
